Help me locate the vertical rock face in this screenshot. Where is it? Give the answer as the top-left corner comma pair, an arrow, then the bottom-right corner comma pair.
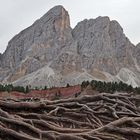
2,5 -> 71,67
1,5 -> 73,82
134,43 -> 140,69
0,5 -> 140,87
72,17 -> 135,75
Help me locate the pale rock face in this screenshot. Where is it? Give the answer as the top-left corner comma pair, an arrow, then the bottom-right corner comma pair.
134,43 -> 140,69
72,17 -> 135,75
0,6 -> 140,87
1,5 -> 73,82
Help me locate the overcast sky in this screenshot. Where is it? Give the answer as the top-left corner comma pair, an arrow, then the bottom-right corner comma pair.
0,0 -> 140,53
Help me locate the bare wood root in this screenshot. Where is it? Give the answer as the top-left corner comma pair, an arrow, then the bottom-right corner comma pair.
0,92 -> 140,140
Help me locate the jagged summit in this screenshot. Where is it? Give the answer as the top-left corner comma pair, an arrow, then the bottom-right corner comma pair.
136,43 -> 140,47
0,5 -> 140,87
41,5 -> 69,20
1,5 -> 72,68
39,5 -> 71,29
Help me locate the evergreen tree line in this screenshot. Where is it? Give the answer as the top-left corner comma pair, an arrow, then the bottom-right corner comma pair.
81,80 -> 140,94
0,84 -> 30,93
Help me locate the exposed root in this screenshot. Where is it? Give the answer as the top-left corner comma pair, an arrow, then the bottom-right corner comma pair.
0,92 -> 140,140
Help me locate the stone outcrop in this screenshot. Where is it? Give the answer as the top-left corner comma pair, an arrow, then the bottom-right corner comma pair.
72,17 -> 135,75
134,43 -> 140,70
1,5 -> 72,82
0,5 -> 140,87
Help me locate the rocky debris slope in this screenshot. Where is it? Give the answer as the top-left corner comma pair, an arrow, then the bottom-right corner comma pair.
0,5 -> 140,87
0,92 -> 140,140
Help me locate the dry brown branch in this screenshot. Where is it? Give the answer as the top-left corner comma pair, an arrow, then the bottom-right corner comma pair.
0,92 -> 140,140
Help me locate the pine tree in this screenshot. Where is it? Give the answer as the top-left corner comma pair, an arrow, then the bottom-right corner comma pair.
25,86 -> 30,93
44,86 -> 47,90
66,83 -> 70,87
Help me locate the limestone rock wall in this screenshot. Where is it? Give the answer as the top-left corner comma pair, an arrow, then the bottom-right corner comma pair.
0,5 -> 140,87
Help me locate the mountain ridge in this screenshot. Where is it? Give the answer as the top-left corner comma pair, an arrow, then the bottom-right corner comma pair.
0,5 -> 140,87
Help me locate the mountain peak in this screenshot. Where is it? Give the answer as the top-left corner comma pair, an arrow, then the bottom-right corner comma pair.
136,43 -> 140,47
0,5 -> 140,87
40,5 -> 70,29
47,5 -> 67,14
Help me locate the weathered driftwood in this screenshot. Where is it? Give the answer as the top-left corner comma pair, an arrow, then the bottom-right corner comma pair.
0,92 -> 140,140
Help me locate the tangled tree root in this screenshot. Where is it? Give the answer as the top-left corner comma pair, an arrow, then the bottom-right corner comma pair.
0,92 -> 140,140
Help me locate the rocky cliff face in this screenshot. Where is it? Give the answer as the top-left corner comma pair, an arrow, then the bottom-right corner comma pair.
134,43 -> 140,69
72,17 -> 135,75
0,5 -> 140,87
1,6 -> 73,82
